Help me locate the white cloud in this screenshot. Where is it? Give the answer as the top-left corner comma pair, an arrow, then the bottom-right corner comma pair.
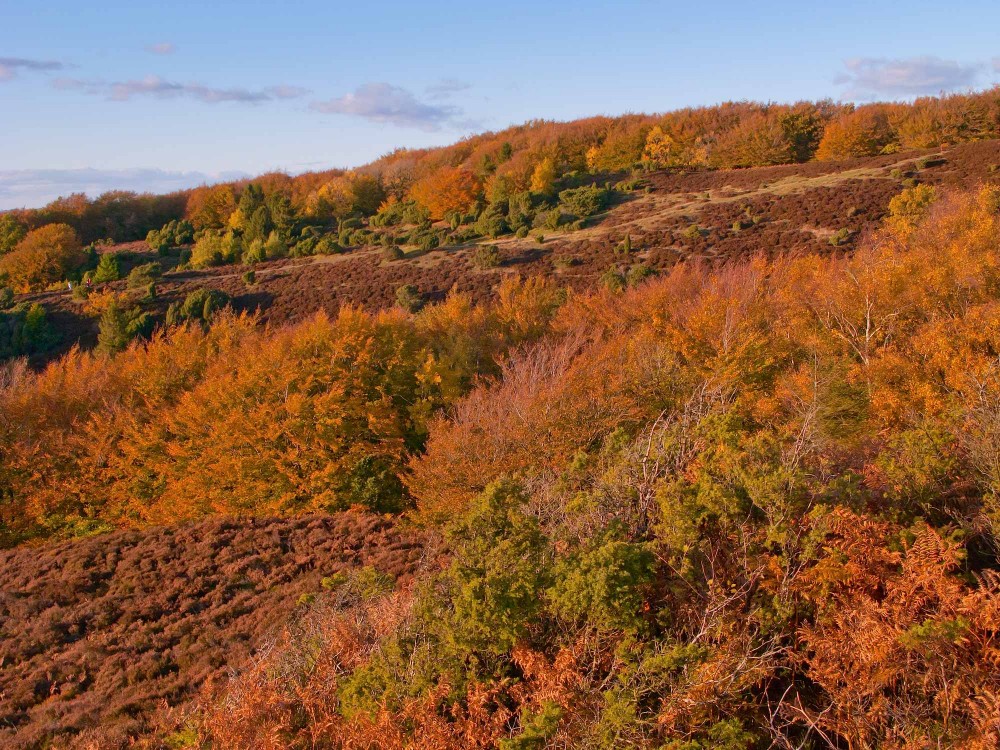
0,168 -> 249,210
311,82 -> 468,130
425,78 -> 472,100
836,56 -> 983,100
0,56 -> 64,81
146,42 -> 176,55
55,75 -> 309,104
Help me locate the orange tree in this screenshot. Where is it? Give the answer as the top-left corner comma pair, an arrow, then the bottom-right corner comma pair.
0,223 -> 85,291
408,167 -> 481,219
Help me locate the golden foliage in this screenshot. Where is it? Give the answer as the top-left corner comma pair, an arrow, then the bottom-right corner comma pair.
408,167 -> 481,219
0,223 -> 84,292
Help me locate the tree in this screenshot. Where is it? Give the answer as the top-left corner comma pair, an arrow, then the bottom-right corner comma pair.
97,299 -> 153,353
92,253 -> 121,283
709,114 -> 794,168
0,223 -> 84,292
529,157 -> 557,195
586,121 -> 649,172
0,214 -> 27,255
307,173 -> 386,223
409,167 -> 481,220
816,109 -> 896,160
186,185 -> 237,230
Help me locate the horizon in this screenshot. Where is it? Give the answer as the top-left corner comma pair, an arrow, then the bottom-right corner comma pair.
3,0 -> 1000,209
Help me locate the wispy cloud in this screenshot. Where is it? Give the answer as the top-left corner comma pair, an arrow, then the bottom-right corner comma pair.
425,78 -> 472,100
146,42 -> 176,55
54,75 -> 309,104
0,167 -> 249,210
835,56 -> 983,100
311,82 -> 472,130
0,56 -> 65,81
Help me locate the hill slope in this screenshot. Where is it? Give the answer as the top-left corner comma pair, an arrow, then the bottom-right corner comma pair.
21,138 -> 1000,362
0,513 -> 429,749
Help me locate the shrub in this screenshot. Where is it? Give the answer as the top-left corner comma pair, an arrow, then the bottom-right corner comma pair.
471,244 -> 502,270
600,266 -> 626,292
0,286 -> 14,309
475,203 -> 510,239
828,227 -> 853,246
0,302 -> 57,359
548,537 -> 654,631
395,284 -> 422,313
534,210 -> 563,231
418,233 -> 440,253
190,231 -> 240,268
445,480 -> 547,653
263,231 -> 288,260
127,262 -> 162,288
681,224 -> 702,241
615,233 -> 634,255
626,263 -> 655,286
886,184 -> 938,235
558,185 -> 610,218
146,219 -> 194,253
166,288 -> 232,327
383,245 -> 405,262
349,229 -> 371,247
314,237 -> 343,256
243,269 -> 256,285
507,191 -> 535,231
243,238 -> 266,264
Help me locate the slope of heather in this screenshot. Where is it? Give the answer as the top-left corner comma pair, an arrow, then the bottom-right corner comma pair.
0,512 -> 430,749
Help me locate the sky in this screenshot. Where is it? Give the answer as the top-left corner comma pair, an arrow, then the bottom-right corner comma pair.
1,0 -> 999,209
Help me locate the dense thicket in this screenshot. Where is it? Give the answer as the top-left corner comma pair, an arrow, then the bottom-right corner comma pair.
185,186 -> 1000,748
0,277 -> 563,546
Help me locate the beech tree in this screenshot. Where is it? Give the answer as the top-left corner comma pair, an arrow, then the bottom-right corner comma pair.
0,223 -> 84,291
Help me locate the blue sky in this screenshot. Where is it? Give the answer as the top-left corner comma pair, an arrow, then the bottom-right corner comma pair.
1,0 -> 999,208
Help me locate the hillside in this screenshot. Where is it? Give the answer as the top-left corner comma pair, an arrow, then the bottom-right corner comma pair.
13,137 -> 1000,363
0,512 -> 430,749
4,92 -> 1000,749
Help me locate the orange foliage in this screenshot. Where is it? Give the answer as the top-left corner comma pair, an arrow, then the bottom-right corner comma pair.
408,166 -> 481,219
0,223 -> 84,292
